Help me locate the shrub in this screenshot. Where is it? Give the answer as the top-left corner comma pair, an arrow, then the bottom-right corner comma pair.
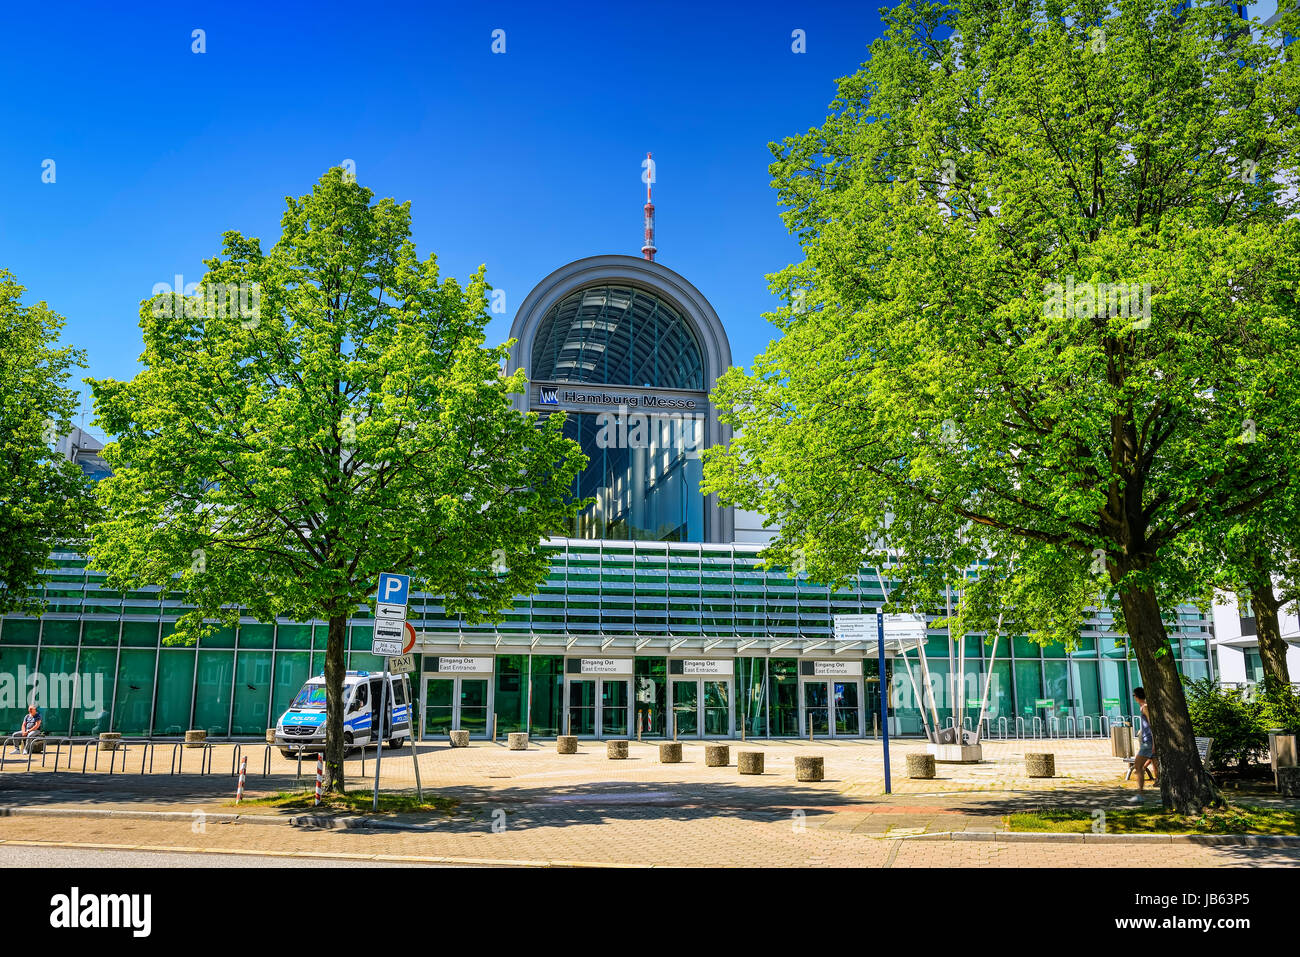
1181,676 -> 1268,770
1257,680 -> 1300,736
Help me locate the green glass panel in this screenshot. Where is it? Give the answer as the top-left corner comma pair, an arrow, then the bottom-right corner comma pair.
349,624 -> 373,650
231,650 -> 272,734
1014,661 -> 1042,717
1182,637 -> 1208,659
194,651 -> 234,736
202,626 -> 236,649
121,620 -> 160,647
1070,659 -> 1100,723
833,681 -> 860,735
1012,637 -> 1040,659
702,680 -> 729,735
348,652 -> 383,672
1068,638 -> 1097,655
566,678 -> 596,735
494,655 -> 528,734
768,658 -> 799,735
270,652 -> 311,726
633,656 -> 666,737
528,655 -> 563,736
72,649 -> 116,735
1043,661 -> 1070,721
601,679 -> 629,736
275,624 -> 312,649
1,619 -> 40,645
671,680 -> 698,736
459,678 -> 489,734
985,659 -> 1013,722
735,657 -> 765,737
113,649 -> 157,735
35,646 -> 79,738
41,619 -> 80,645
1042,640 -> 1066,659
804,681 -> 829,735
152,650 -> 195,735
1099,659 -> 1129,720
424,678 -> 454,735
238,624 -> 274,648
1183,659 -> 1209,682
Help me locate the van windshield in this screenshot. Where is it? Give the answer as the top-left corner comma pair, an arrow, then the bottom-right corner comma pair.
290,684 -> 327,710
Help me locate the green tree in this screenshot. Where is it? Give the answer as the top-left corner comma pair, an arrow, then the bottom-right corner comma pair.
88,170 -> 586,790
703,1 -> 1300,812
0,270 -> 93,614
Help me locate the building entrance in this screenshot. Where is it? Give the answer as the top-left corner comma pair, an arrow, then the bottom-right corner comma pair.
564,677 -> 632,737
670,678 -> 732,737
800,679 -> 863,737
422,676 -> 490,738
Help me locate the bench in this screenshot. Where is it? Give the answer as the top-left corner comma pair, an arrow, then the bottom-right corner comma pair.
1124,735 -> 1212,781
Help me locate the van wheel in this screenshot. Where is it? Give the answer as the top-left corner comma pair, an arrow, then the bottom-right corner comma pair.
388,737 -> 403,750
343,732 -> 355,754
279,748 -> 296,759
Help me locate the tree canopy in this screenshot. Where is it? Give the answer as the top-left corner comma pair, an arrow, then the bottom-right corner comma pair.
703,0 -> 1300,811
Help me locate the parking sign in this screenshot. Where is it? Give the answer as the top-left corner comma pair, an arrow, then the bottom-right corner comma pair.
377,572 -> 410,607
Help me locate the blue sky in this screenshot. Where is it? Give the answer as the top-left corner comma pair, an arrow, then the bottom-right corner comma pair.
0,0 -> 887,435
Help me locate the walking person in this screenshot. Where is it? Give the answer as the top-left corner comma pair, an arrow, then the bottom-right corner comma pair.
1129,687 -> 1157,801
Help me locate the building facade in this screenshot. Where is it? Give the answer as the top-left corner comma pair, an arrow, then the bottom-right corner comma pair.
0,250 -> 1218,741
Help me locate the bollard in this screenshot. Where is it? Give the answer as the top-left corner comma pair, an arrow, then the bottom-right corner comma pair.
507,732 -> 529,751
607,740 -> 629,760
1025,752 -> 1055,778
794,755 -> 825,782
314,754 -> 324,806
906,753 -> 936,779
705,743 -> 730,767
557,735 -> 578,755
659,742 -> 682,764
738,751 -> 764,775
235,756 -> 248,803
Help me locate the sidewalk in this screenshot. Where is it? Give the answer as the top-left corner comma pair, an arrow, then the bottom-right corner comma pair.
3,739 -> 1297,867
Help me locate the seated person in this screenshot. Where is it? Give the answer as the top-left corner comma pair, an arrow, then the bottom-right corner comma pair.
11,705 -> 42,753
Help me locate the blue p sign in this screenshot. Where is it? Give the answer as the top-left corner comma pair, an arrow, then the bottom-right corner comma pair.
377,572 -> 410,606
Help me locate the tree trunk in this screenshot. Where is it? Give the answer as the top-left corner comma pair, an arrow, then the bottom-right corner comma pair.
1117,583 -> 1219,813
1245,577 -> 1291,689
324,613 -> 348,792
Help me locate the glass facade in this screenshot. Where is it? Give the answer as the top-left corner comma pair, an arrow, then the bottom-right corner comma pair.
0,544 -> 1217,738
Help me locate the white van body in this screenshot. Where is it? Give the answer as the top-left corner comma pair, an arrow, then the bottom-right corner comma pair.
274,670 -> 412,755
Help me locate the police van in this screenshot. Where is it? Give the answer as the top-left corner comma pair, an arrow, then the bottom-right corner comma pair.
274,670 -> 412,757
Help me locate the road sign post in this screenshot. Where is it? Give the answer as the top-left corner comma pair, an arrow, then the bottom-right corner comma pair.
372,572 -> 410,810
876,611 -> 891,795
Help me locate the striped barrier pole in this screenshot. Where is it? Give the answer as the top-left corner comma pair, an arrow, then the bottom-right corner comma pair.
235,756 -> 248,803
314,754 -> 324,806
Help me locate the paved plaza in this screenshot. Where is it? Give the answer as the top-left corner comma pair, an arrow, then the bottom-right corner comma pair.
2,738 -> 1297,867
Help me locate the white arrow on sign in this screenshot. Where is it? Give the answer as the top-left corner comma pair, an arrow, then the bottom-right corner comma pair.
376,602 -> 407,621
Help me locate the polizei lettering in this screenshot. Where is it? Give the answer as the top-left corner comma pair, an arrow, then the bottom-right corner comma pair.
49,887 -> 152,938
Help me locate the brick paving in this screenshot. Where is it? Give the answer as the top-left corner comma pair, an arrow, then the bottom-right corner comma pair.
3,738 -> 1296,867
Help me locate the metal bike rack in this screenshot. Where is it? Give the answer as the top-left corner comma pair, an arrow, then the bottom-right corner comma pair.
1015,716 -> 1026,739
997,717 -> 1009,739
1032,716 -> 1043,738
1064,716 -> 1077,737
1080,715 -> 1094,737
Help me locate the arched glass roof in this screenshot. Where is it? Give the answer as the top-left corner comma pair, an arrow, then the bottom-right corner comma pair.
529,284 -> 705,389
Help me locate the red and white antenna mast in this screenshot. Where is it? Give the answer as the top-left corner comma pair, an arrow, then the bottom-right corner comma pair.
642,151 -> 657,261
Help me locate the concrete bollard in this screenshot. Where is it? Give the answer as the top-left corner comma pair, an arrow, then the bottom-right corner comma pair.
557,735 -> 578,754
265,729 -> 276,745
448,730 -> 470,748
508,732 -> 529,751
98,732 -> 123,752
659,742 -> 682,763
794,755 -> 825,782
906,753 -> 935,779
704,743 -> 730,767
607,739 -> 629,760
738,751 -> 764,775
183,729 -> 206,750
1026,752 -> 1055,778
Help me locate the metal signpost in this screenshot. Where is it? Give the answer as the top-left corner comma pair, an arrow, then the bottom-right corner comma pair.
876,611 -> 891,794
372,572 -> 410,810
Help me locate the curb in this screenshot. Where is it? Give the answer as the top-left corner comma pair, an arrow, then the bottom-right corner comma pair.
892,829 -> 1300,846
0,806 -> 445,832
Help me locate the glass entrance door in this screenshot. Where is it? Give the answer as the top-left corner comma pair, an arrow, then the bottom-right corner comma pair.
670,679 -> 733,737
564,677 -> 629,737
600,679 -> 631,737
422,676 -> 491,738
801,679 -> 864,737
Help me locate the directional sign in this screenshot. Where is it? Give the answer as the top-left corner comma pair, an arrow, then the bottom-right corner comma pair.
881,613 -> 927,642
402,621 -> 417,654
377,572 -> 410,607
386,653 -> 415,675
376,602 -> 407,622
